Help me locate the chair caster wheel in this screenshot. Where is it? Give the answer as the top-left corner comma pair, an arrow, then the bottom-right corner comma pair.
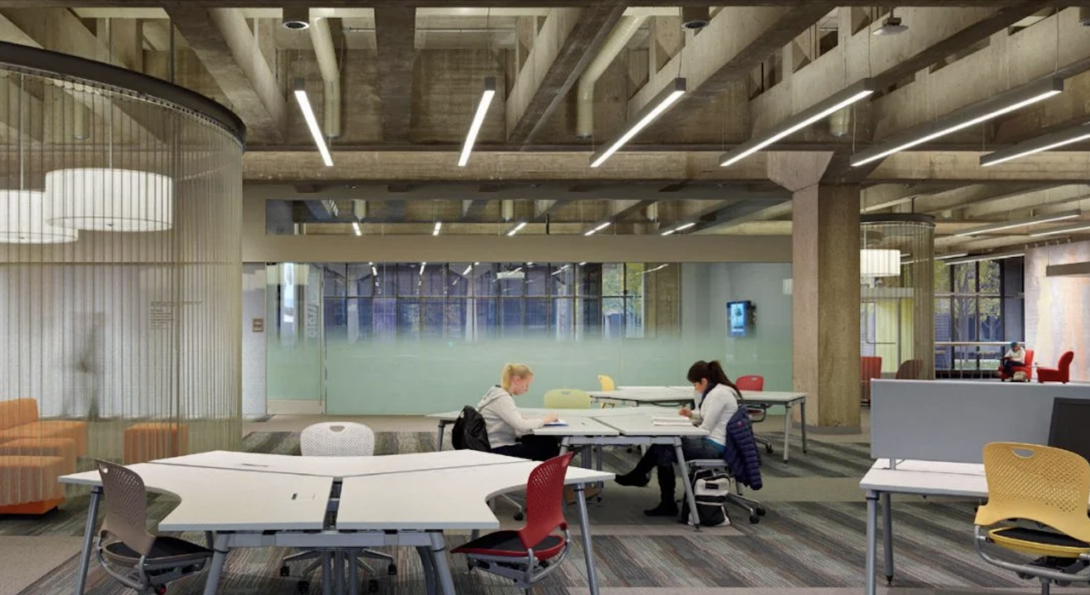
749,515 -> 760,524
756,507 -> 766,516
513,512 -> 524,521
155,587 -> 167,595
387,562 -> 397,575
296,580 -> 309,594
368,579 -> 380,592
765,444 -> 774,454
279,565 -> 291,577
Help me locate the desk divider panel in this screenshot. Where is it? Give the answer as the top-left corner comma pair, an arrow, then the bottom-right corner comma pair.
871,380 -> 1090,464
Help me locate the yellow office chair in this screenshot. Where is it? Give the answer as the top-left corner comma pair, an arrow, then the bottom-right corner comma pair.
543,389 -> 591,409
975,442 -> 1090,595
597,375 -> 616,391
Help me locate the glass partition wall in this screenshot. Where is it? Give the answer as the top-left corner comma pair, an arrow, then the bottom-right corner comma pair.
264,261 -> 792,414
0,43 -> 244,509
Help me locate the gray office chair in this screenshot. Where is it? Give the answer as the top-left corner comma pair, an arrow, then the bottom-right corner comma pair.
94,460 -> 213,594
686,459 -> 766,524
279,422 -> 396,593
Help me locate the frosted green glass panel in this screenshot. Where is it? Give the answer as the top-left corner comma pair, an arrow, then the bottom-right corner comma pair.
266,264 -> 323,402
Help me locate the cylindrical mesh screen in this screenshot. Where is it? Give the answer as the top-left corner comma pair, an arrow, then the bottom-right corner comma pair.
0,45 -> 243,509
860,215 -> 935,400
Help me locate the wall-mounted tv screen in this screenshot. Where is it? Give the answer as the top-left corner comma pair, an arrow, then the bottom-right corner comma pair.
727,300 -> 755,337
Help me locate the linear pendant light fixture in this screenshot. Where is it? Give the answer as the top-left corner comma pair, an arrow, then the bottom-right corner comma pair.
661,222 -> 696,236
720,78 -> 876,167
954,210 -> 1081,237
851,78 -> 1064,167
584,221 -> 611,236
1030,220 -> 1090,237
945,250 -> 1025,265
294,79 -> 334,167
506,221 -> 527,237
459,77 -> 496,167
590,78 -> 685,168
981,123 -> 1090,167
432,221 -> 442,236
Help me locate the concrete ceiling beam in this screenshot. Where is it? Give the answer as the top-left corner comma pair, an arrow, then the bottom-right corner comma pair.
870,151 -> 1090,183
963,184 -> 1090,218
916,183 -> 1061,215
166,7 -> 287,143
506,6 -> 624,144
374,7 -> 415,143
628,4 -> 831,135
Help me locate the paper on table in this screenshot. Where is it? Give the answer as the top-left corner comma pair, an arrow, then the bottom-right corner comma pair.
652,416 -> 693,426
544,420 -> 568,426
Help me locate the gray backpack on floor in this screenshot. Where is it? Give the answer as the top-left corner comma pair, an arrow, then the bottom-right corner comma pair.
681,472 -> 731,527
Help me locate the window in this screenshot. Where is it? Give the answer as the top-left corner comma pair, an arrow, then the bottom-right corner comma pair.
934,257 -> 1024,374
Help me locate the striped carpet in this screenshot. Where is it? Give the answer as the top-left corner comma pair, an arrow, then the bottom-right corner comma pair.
10,431 -> 1043,594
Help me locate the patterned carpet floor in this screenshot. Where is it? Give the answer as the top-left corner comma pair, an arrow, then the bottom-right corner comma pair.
7,431 -> 1038,594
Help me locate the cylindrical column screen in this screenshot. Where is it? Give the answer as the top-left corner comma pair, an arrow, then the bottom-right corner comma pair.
0,43 -> 245,509
860,215 -> 936,403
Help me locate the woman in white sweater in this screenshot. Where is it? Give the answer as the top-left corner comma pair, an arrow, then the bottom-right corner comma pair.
477,363 -> 561,461
615,360 -> 740,516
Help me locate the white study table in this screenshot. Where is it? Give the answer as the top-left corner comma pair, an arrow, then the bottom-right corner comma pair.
61,450 -> 611,595
588,388 -> 808,462
858,458 -> 992,595
427,406 -> 635,451
152,449 -> 523,478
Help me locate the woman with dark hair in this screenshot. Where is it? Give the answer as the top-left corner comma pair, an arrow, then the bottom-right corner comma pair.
614,360 -> 741,516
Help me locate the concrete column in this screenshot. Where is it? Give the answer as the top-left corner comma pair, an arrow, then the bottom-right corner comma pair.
769,152 -> 860,432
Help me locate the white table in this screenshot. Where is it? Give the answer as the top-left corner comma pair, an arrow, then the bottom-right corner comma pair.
61,451 -> 610,595
858,459 -> 990,595
562,413 -> 709,528
588,388 -> 809,463
427,406 -> 636,451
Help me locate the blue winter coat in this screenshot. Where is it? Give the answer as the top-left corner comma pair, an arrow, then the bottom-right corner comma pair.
722,407 -> 763,490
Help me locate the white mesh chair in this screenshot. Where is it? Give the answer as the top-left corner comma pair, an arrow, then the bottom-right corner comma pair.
279,422 -> 396,593
94,460 -> 213,594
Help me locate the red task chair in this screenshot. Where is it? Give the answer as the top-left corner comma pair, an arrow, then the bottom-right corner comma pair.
454,453 -> 574,593
998,349 -> 1034,382
860,357 -> 883,405
735,375 -> 773,455
1038,351 -> 1075,384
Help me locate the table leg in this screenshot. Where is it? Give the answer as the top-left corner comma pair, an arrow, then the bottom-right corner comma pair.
436,422 -> 446,451
574,484 -> 600,595
559,437 -> 570,456
800,400 -> 808,453
202,533 -> 229,595
321,552 -> 334,595
73,486 -> 102,595
348,550 -> 359,595
596,445 -> 605,498
673,441 -> 701,529
865,491 -> 878,595
429,532 -> 456,595
581,444 -> 590,469
882,491 -> 895,584
782,404 -> 792,463
417,546 -> 436,595
334,550 -> 346,595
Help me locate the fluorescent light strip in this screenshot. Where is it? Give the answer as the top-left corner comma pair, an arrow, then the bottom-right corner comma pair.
936,252 -> 969,260
954,210 -> 1081,237
433,221 -> 442,236
551,265 -> 570,276
720,80 -> 876,168
371,266 -> 378,276
584,222 -> 611,236
458,77 -> 496,167
293,82 -> 334,167
461,265 -> 473,276
661,221 -> 696,236
945,251 -> 1024,265
419,262 -> 426,275
982,125 -> 1090,167
644,264 -> 669,274
506,221 -> 527,237
351,222 -> 361,236
590,79 -> 685,168
1029,221 -> 1090,237
852,78 -> 1064,167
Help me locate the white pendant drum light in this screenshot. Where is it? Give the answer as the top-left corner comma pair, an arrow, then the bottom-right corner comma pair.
459,77 -> 496,167
0,190 -> 78,244
44,168 -> 173,231
860,248 -> 900,277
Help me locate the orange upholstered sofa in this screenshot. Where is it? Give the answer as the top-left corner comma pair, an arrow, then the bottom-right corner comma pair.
0,398 -> 88,455
0,398 -> 87,514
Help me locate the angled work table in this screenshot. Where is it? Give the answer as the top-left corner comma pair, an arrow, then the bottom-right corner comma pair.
60,450 -> 613,595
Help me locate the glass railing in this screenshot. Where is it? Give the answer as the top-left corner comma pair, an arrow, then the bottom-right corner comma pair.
934,341 -> 1018,379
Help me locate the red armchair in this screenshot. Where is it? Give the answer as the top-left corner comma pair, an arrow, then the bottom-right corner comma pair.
861,356 -> 883,405
998,349 -> 1034,381
1038,351 -> 1075,384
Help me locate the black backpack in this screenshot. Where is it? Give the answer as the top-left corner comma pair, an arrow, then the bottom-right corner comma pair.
451,405 -> 491,452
